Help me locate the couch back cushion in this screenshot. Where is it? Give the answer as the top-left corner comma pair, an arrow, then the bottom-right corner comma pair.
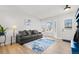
19,30 -> 28,36
18,30 -> 39,36
31,30 -> 39,34
26,30 -> 31,35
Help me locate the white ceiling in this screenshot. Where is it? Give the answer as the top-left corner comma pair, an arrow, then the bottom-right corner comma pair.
0,5 -> 79,19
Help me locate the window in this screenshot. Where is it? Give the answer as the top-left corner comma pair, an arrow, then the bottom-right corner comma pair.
64,19 -> 72,28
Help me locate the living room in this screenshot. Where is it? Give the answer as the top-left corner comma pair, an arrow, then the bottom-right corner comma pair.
0,5 -> 79,54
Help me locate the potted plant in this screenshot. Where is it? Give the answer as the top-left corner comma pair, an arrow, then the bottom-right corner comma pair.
0,25 -> 7,36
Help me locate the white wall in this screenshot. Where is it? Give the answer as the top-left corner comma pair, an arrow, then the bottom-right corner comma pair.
41,11 -> 77,40
0,11 -> 41,45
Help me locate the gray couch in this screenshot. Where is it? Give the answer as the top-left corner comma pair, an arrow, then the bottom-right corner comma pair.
16,30 -> 43,45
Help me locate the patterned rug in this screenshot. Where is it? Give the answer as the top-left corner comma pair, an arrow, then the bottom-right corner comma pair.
24,37 -> 55,54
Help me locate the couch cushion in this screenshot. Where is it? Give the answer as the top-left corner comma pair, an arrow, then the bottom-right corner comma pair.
21,35 -> 32,39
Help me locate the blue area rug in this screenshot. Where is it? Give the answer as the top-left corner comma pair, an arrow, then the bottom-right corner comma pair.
24,37 -> 55,53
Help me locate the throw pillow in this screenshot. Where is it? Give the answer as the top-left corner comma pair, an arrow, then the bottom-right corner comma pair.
31,30 -> 39,34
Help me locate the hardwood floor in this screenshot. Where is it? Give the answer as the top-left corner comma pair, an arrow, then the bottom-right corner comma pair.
0,44 -> 33,54
0,40 -> 71,54
43,40 -> 71,54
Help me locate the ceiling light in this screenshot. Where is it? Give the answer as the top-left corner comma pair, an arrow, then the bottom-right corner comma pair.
64,5 -> 71,11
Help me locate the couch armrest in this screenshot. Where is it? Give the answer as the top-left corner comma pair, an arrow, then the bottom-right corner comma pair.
16,34 -> 22,42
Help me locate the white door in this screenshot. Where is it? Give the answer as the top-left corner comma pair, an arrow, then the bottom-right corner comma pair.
62,29 -> 74,41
